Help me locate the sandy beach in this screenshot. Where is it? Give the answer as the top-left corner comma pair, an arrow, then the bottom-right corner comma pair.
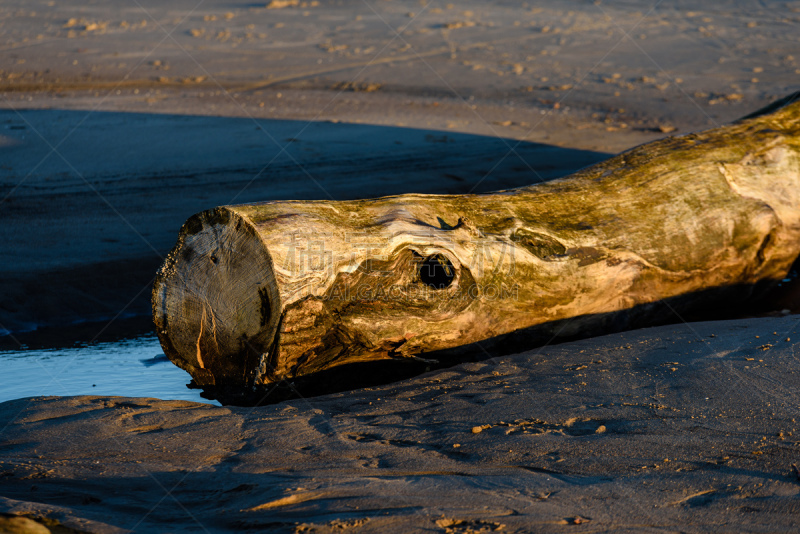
3,317 -> 800,532
2,0 -> 800,531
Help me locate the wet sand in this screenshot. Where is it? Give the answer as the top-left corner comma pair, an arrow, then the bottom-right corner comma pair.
2,317 -> 800,532
2,0 -> 800,531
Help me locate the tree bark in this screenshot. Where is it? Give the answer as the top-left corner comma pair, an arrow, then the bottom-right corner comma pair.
153,94 -> 800,400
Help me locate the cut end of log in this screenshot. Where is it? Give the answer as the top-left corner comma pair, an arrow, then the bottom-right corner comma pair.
152,207 -> 281,391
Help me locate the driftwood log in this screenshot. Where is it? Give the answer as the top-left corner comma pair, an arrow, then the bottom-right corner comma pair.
153,94 -> 800,402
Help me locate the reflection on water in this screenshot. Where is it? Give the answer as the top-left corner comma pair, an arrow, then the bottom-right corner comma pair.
0,334 -> 218,405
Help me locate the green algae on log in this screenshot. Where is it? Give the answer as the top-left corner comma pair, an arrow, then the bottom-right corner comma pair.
153,94 -> 800,401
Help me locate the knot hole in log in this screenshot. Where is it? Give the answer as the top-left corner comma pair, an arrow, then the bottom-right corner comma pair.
418,253 -> 456,289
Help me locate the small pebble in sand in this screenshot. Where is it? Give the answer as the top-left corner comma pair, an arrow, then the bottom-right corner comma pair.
595,425 -> 607,434
472,426 -> 483,434
267,0 -> 299,8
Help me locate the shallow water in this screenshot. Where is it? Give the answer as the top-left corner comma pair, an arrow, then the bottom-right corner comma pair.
0,334 -> 218,405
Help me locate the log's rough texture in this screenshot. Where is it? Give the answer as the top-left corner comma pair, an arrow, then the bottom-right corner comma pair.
153,96 -> 800,400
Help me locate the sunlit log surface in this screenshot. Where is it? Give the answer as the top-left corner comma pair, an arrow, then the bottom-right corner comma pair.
153,93 -> 800,403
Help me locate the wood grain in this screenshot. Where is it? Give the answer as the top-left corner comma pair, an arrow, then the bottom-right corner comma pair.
153,94 -> 800,399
